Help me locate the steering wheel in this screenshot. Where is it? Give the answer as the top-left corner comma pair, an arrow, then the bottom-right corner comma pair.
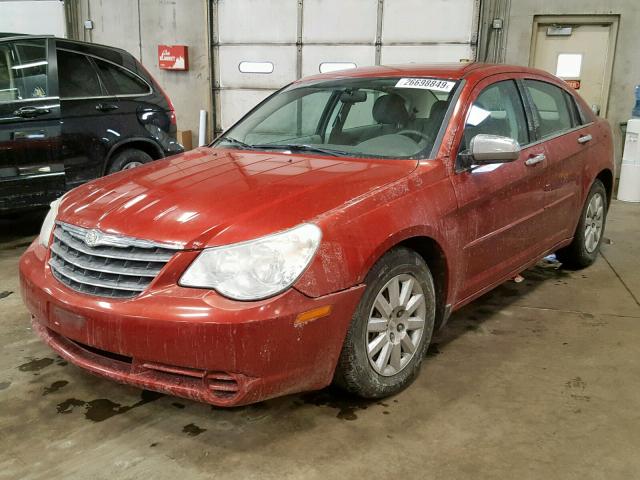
398,129 -> 431,144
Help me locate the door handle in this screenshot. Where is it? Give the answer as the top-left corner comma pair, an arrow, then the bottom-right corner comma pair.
578,134 -> 593,144
13,106 -> 51,118
525,154 -> 546,166
96,103 -> 119,112
12,130 -> 46,140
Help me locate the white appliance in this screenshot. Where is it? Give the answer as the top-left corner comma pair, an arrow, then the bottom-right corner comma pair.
618,118 -> 640,202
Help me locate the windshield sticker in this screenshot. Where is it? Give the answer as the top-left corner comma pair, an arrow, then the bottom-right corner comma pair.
395,78 -> 455,92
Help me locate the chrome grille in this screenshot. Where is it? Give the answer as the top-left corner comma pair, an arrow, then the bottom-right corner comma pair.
48,222 -> 181,299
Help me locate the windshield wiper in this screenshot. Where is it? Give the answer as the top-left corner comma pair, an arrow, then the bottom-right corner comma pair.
218,139 -> 349,157
218,136 -> 252,148
249,143 -> 350,157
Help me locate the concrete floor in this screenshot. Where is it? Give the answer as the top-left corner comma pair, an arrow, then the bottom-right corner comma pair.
1,201 -> 639,480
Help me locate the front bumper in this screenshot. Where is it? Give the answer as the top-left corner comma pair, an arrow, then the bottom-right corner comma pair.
19,242 -> 364,406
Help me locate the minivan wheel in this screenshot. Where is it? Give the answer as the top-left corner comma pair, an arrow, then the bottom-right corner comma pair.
334,247 -> 436,398
107,148 -> 153,174
556,179 -> 607,269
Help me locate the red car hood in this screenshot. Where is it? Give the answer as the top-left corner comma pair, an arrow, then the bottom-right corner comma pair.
57,148 -> 417,248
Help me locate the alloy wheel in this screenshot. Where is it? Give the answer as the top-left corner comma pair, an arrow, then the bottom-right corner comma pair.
584,192 -> 604,253
366,273 -> 427,377
122,161 -> 143,170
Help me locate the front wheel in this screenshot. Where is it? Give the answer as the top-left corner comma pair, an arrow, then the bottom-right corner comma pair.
556,179 -> 607,269
333,247 -> 436,398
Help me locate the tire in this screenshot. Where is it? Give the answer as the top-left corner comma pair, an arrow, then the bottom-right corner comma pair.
556,179 -> 607,269
107,148 -> 153,174
334,247 -> 436,398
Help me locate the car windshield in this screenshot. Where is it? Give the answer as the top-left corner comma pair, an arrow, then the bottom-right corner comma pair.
214,77 -> 459,159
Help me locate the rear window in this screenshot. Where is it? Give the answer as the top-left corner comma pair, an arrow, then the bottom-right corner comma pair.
93,58 -> 150,96
57,49 -> 103,98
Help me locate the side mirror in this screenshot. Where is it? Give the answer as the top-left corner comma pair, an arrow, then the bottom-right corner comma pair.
459,134 -> 521,170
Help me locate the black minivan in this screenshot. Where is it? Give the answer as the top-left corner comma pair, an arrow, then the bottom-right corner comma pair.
0,34 -> 183,212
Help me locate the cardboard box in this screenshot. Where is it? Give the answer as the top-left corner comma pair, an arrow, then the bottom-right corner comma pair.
177,130 -> 192,151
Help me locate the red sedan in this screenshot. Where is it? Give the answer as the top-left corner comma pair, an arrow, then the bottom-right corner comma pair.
20,63 -> 614,406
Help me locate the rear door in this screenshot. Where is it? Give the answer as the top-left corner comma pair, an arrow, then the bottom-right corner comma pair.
55,45 -> 112,187
90,54 -> 166,151
523,79 -> 586,244
450,76 -> 548,301
0,37 -> 64,211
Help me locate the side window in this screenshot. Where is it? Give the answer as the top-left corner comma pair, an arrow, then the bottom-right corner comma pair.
525,80 -> 573,138
57,49 -> 102,98
0,39 -> 49,102
93,58 -> 150,96
245,90 -> 333,144
462,80 -> 529,152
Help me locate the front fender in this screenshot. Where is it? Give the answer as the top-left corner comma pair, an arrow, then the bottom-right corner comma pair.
294,165 -> 458,298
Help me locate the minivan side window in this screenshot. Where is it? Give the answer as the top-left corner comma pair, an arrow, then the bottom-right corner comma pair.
93,58 -> 150,96
524,80 -> 573,138
0,39 -> 49,103
57,49 -> 103,98
461,80 -> 529,152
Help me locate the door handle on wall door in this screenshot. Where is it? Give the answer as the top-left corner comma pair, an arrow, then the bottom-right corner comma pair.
525,154 -> 546,166
578,134 -> 593,144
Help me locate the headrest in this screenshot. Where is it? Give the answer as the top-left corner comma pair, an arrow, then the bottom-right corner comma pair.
373,94 -> 409,125
429,100 -> 448,119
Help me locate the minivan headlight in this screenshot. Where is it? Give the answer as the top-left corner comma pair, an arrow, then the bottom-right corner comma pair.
38,197 -> 63,247
179,223 -> 322,300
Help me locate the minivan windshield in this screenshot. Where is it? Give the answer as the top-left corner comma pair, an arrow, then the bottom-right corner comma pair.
214,77 -> 458,159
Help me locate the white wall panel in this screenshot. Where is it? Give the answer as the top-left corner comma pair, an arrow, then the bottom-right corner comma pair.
218,45 -> 297,89
219,89 -> 274,129
0,0 -> 66,37
381,44 -> 474,64
85,0 -> 140,58
301,45 -> 375,77
383,0 -> 475,43
302,0 -> 378,43
218,0 -> 297,43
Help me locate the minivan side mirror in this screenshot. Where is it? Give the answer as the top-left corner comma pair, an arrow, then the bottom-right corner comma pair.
458,134 -> 521,170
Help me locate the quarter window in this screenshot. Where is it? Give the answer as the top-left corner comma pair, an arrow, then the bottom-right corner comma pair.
57,49 -> 102,98
525,80 -> 573,138
461,80 -> 529,152
0,39 -> 49,103
93,58 -> 150,96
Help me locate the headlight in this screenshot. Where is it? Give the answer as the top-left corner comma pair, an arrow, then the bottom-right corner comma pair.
180,223 -> 322,300
38,197 -> 63,247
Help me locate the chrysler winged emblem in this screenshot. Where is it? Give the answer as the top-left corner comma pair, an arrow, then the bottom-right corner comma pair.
84,229 -> 101,247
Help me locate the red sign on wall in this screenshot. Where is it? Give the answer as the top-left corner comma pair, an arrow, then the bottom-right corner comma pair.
158,45 -> 189,71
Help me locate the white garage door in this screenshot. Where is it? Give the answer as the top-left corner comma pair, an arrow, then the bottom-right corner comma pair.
212,0 -> 479,132
0,0 -> 66,37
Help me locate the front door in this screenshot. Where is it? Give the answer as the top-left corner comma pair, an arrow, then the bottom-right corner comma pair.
450,76 -> 547,302
531,17 -> 617,117
0,37 -> 63,211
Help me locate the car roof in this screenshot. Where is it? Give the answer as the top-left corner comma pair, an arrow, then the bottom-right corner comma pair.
297,62 -> 554,83
0,33 -> 130,54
